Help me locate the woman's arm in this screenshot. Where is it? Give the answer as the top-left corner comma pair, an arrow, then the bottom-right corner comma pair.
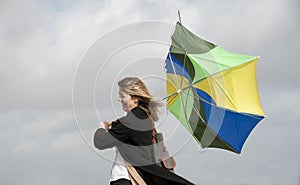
93,120 -> 131,150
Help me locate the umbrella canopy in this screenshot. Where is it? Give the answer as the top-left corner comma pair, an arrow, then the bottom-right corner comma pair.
165,22 -> 265,154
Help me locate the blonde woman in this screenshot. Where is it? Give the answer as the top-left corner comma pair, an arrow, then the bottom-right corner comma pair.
94,77 -> 194,185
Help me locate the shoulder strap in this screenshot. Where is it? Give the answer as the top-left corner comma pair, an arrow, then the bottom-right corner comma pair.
125,161 -> 147,185
151,121 -> 157,143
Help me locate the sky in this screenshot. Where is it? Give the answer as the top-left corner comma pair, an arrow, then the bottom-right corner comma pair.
0,0 -> 300,185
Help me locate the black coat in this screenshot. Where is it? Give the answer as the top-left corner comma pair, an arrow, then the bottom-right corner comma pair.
94,106 -> 194,185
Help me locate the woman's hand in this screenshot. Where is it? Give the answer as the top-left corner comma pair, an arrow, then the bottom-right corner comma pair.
98,121 -> 109,131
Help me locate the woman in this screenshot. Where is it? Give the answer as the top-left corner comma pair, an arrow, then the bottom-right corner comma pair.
94,77 -> 194,185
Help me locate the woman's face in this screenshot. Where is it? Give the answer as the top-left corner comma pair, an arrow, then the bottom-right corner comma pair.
118,90 -> 138,112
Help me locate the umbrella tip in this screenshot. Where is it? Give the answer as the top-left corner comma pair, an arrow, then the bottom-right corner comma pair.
177,10 -> 182,25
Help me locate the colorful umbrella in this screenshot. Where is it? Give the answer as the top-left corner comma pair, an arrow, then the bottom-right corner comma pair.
165,22 -> 265,154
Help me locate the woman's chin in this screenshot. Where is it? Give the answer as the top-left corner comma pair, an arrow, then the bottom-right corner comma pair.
122,107 -> 128,112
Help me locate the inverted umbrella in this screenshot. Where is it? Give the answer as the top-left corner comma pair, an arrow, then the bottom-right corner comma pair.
165,22 -> 265,154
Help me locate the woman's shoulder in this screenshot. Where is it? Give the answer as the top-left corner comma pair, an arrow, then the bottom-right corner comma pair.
118,106 -> 152,131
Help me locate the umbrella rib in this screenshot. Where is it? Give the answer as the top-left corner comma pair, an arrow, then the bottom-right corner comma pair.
166,92 -> 178,105
179,52 -> 188,90
167,52 -> 182,88
179,88 -> 192,131
164,83 -> 194,102
212,77 -> 238,110
164,87 -> 206,126
181,88 -> 205,123
164,83 -> 192,100
178,88 -> 262,120
190,59 -> 256,88
182,86 -> 192,124
189,55 -> 232,68
177,89 -> 241,153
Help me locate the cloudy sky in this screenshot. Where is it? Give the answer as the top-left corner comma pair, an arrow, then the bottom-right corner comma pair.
1,0 -> 300,185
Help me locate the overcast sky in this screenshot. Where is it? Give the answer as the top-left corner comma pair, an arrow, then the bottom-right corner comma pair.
1,0 -> 300,185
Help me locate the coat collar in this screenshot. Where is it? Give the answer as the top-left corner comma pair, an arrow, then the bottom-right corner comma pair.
130,106 -> 148,119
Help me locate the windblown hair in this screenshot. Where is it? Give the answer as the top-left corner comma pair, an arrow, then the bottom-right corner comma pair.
118,77 -> 163,122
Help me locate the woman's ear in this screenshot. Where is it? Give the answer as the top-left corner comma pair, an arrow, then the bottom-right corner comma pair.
133,97 -> 139,104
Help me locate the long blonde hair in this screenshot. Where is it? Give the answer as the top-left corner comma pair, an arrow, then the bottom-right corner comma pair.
118,77 -> 163,122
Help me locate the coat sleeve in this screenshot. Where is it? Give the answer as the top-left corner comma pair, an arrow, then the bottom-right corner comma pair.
94,120 -> 131,150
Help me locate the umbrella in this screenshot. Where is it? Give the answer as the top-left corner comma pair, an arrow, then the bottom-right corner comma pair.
164,21 -> 265,154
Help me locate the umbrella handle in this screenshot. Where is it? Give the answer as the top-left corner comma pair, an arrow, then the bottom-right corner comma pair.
107,122 -> 112,127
